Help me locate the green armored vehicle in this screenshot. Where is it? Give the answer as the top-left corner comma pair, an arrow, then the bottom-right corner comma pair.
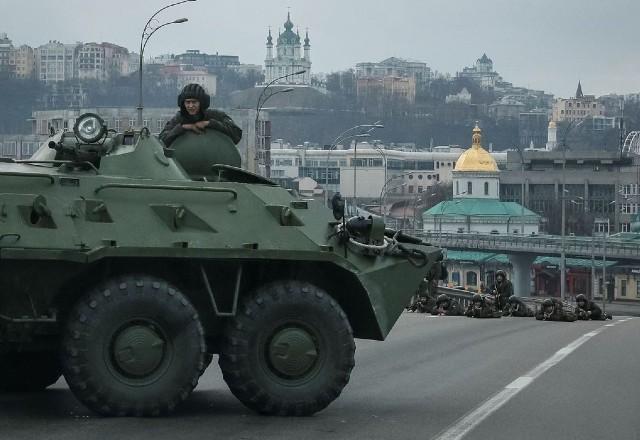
0,113 -> 443,416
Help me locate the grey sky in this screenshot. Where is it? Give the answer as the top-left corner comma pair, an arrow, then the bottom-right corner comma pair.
3,0 -> 638,97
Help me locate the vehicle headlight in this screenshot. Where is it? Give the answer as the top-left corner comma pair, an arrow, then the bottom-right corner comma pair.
73,113 -> 106,143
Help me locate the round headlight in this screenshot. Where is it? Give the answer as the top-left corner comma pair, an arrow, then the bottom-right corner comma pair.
73,113 -> 106,143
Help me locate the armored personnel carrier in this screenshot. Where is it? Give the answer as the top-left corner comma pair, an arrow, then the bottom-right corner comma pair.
0,113 -> 443,416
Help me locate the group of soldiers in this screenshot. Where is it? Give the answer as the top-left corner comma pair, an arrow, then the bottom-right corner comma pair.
408,268 -> 613,322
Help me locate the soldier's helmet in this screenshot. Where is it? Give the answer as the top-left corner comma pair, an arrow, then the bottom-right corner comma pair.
436,294 -> 449,306
542,298 -> 554,312
575,293 -> 587,307
507,295 -> 518,304
472,293 -> 483,303
496,270 -> 506,281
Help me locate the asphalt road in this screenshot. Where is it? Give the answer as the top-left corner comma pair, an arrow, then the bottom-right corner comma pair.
1,313 -> 638,440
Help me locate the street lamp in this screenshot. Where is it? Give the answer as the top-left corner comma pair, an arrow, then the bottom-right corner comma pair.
559,119 -> 585,300
255,70 -> 306,177
137,0 -> 195,128
379,172 -> 416,223
323,123 -> 383,207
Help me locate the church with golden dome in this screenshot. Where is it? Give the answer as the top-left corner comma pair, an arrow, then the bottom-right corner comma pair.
423,123 -> 540,235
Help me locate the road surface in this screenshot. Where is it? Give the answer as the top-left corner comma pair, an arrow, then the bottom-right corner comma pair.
1,313 -> 638,440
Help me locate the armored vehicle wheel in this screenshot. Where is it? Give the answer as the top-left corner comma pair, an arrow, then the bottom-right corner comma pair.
0,351 -> 61,392
219,280 -> 355,416
61,275 -> 206,416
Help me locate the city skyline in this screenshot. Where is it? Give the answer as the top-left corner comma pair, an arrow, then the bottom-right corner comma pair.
2,0 -> 640,97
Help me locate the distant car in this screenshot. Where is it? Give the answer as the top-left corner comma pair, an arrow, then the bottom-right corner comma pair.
490,230 -> 500,235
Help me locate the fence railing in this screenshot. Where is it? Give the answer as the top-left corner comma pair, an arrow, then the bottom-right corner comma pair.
417,231 -> 640,260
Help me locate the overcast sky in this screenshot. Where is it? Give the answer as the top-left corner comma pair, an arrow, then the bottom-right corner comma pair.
3,0 -> 638,97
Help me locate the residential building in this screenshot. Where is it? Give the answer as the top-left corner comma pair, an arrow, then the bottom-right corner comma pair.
355,57 -> 431,84
14,45 -> 35,79
0,33 -> 15,78
174,49 -> 240,70
160,64 -> 217,95
35,40 -> 80,83
488,97 -> 526,120
264,12 -> 311,85
552,81 -> 605,122
445,87 -> 472,104
77,42 -> 130,80
356,75 -> 416,105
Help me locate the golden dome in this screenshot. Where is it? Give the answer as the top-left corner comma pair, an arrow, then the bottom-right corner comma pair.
454,122 -> 498,172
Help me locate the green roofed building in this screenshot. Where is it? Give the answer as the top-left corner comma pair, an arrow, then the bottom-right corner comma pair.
423,123 -> 540,235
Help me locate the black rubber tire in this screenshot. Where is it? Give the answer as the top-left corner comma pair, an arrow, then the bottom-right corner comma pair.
0,351 -> 61,392
61,275 -> 205,416
219,280 -> 355,416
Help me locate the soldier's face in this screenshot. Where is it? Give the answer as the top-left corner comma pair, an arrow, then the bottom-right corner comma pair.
577,300 -> 586,308
184,98 -> 201,116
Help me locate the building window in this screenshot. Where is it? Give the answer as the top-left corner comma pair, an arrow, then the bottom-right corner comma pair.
451,271 -> 460,285
114,119 -> 121,131
156,120 -> 164,131
467,181 -> 473,195
466,271 -> 477,286
418,186 -> 423,193
128,119 -> 135,128
620,279 -> 627,297
408,185 -> 414,194
143,120 -> 149,128
636,281 -> 640,298
484,182 -> 489,195
456,181 -> 459,195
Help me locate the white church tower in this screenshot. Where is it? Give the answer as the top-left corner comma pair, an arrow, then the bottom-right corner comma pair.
264,12 -> 311,85
546,120 -> 558,150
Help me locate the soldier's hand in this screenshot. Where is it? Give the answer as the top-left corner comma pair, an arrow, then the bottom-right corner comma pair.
194,120 -> 210,130
182,123 -> 204,134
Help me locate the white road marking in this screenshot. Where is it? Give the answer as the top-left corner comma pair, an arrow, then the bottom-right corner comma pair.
605,324 -> 616,327
433,327 -> 607,440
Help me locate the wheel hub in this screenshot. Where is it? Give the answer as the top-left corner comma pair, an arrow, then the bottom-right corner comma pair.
112,324 -> 165,378
268,327 -> 318,379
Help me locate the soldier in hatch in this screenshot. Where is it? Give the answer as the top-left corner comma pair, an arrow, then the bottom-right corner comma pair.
407,278 -> 436,313
502,295 -> 535,317
159,83 -> 242,148
492,270 -> 514,312
535,298 -> 577,322
431,294 -> 464,316
574,293 -> 613,321
465,294 -> 502,318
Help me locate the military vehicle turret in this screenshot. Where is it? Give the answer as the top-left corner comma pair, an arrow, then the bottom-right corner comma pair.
0,113 -> 444,416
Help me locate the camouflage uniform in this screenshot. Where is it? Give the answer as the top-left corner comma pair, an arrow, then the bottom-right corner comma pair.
493,270 -> 514,311
159,83 -> 242,147
431,294 -> 465,316
575,294 -> 612,320
535,298 -> 577,322
465,294 -> 502,318
407,278 -> 436,313
502,295 -> 535,317
408,257 -> 447,313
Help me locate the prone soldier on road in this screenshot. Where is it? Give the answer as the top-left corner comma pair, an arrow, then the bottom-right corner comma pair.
535,298 -> 577,322
431,294 -> 465,316
502,295 -> 535,317
575,293 -> 613,320
493,270 -> 513,312
409,255 -> 448,313
407,278 -> 436,313
465,294 -> 502,318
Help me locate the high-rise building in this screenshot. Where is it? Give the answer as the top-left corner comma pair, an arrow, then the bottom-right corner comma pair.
264,12 -> 311,85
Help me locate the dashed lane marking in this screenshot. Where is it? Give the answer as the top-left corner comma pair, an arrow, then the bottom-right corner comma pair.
432,321 -> 625,440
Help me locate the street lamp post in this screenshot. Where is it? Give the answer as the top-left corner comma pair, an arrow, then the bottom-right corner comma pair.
255,70 -> 306,177
324,123 -> 383,207
379,172 -> 416,223
137,0 -> 195,128
559,119 -> 584,300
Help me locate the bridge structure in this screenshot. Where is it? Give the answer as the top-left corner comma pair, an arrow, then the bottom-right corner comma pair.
416,231 -> 640,298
